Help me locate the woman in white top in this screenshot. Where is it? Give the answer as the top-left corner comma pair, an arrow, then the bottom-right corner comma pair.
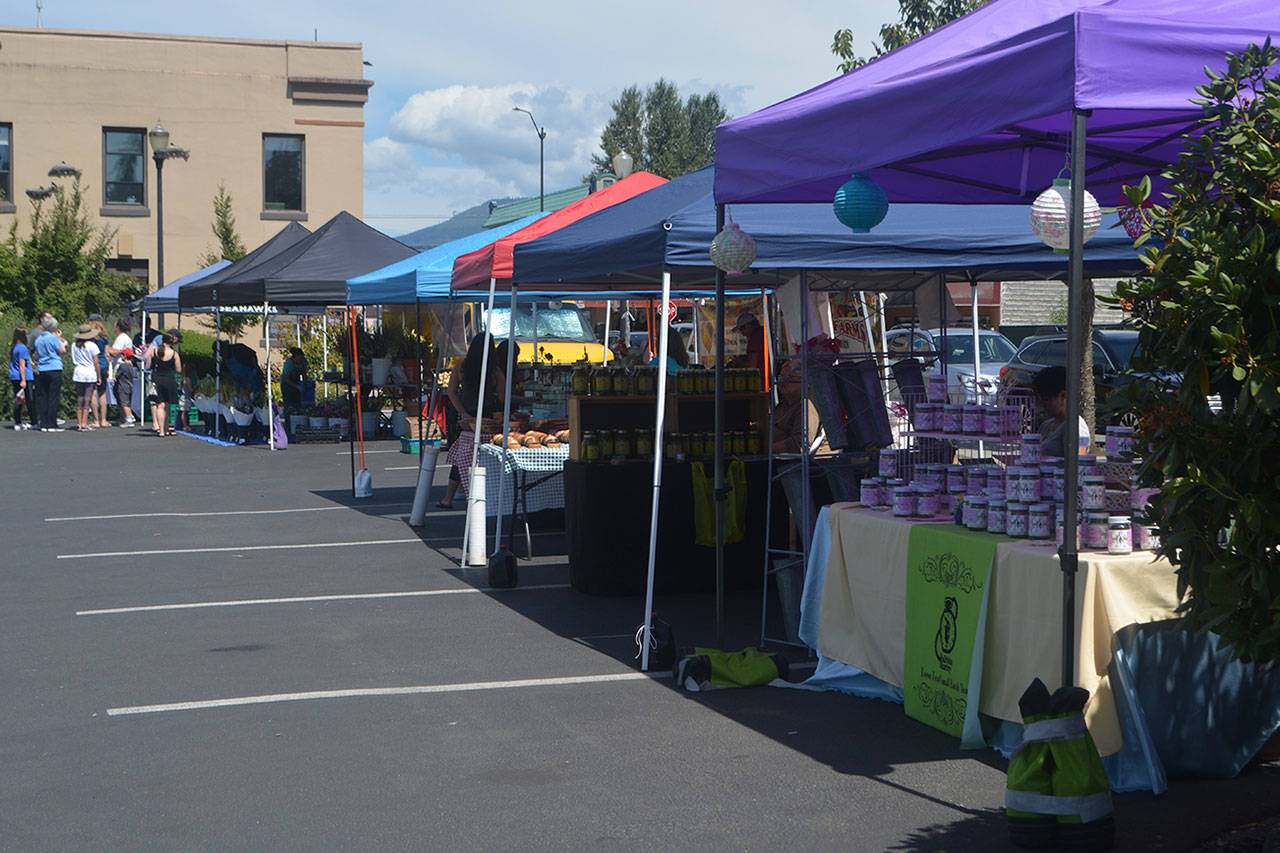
70,324 -> 102,431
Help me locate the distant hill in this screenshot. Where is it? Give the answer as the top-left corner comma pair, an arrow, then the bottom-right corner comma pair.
396,198 -> 518,251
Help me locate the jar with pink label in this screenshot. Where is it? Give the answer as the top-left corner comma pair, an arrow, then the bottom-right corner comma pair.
916,488 -> 941,517
964,496 -> 988,530
966,466 -> 987,495
893,486 -> 917,517
1006,502 -> 1028,537
1134,518 -> 1160,550
1082,474 -> 1107,510
1020,433 -> 1043,464
942,404 -> 964,434
985,465 -> 1005,493
1000,404 -> 1022,435
860,478 -> 882,507
1028,503 -> 1052,540
983,406 -> 1002,436
927,374 -> 949,403
1084,511 -> 1110,548
1108,516 -> 1133,554
878,448 -> 897,478
987,497 -> 1007,534
915,403 -> 939,432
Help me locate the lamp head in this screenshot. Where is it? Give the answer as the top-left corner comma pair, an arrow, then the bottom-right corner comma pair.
611,151 -> 634,179
48,161 -> 81,178
148,123 -> 170,154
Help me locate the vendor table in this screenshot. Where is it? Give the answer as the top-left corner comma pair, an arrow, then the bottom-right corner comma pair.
475,443 -> 568,520
563,458 -> 782,596
816,503 -> 1181,756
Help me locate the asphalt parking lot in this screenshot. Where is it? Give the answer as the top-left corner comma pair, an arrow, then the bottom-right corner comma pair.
2,426 -> 1277,851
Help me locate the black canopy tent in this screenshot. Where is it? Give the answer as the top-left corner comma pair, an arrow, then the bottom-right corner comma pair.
179,212 -> 416,450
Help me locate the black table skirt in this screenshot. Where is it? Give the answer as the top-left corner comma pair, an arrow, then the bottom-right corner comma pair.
564,458 -> 784,596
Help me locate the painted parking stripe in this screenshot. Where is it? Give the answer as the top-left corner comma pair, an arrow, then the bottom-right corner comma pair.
57,538 -> 421,560
46,503 -> 405,522
335,449 -> 401,454
76,584 -> 572,615
107,672 -> 655,716
384,465 -> 419,471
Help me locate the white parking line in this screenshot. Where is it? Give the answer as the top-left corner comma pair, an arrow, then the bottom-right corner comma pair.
107,672 -> 654,716
76,584 -> 572,615
46,504 -> 405,522
384,466 -> 419,471
335,449 -> 402,455
57,538 -> 422,560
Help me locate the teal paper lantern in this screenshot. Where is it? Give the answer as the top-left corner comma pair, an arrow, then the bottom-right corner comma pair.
833,173 -> 889,233
709,219 -> 757,276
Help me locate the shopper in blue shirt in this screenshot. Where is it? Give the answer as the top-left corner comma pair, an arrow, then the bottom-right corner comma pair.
89,316 -> 110,429
9,327 -> 36,429
32,317 -> 67,431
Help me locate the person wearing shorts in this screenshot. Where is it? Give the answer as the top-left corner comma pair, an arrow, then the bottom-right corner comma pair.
70,324 -> 102,431
89,316 -> 109,428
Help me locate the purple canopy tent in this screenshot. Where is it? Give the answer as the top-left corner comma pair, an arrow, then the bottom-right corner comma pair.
714,0 -> 1280,687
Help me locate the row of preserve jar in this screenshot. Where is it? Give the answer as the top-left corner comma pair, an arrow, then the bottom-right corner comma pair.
579,428 -> 762,462
571,366 -> 762,397
864,484 -> 1155,554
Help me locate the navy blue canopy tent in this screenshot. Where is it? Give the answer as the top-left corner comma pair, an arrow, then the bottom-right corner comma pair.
512,165 -> 1142,289
507,163 -> 1144,668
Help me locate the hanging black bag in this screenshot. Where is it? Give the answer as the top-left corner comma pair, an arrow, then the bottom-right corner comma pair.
633,613 -> 676,671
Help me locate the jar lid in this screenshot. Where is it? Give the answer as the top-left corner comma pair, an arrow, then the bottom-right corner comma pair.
1022,432 -> 1042,441
968,496 -> 988,506
1030,503 -> 1052,512
1108,516 -> 1131,525
894,486 -> 915,495
1086,511 -> 1110,520
860,478 -> 879,485
1082,474 -> 1105,483
1008,501 -> 1028,510
887,478 -> 906,487
947,464 -> 965,472
989,497 -> 1007,507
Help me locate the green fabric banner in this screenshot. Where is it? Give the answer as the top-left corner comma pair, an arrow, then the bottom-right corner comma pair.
904,524 -> 1002,738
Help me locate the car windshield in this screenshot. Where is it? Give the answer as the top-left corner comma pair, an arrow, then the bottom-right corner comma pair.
1105,335 -> 1139,369
938,333 -> 1017,364
483,306 -> 595,342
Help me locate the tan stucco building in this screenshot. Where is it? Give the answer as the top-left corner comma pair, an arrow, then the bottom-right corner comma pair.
0,26 -> 369,290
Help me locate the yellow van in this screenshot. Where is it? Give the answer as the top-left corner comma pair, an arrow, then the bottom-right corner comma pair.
463,301 -> 611,364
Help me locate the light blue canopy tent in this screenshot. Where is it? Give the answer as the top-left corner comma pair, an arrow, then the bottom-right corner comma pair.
346,213 -> 548,305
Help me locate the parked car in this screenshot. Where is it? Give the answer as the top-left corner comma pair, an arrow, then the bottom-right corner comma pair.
883,326 -> 1018,399
998,328 -> 1144,428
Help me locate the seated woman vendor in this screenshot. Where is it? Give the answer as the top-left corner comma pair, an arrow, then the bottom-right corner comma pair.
649,332 -> 689,373
1032,365 -> 1091,456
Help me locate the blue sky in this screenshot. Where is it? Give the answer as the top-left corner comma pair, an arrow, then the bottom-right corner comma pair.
6,0 -> 898,234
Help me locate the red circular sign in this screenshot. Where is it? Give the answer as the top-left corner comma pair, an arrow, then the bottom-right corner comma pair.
666,302 -> 678,324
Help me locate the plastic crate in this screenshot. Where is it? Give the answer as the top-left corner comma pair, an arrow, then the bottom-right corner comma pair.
400,437 -> 420,455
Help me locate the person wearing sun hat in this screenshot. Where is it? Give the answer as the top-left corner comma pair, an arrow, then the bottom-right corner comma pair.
730,311 -> 765,372
70,323 -> 102,431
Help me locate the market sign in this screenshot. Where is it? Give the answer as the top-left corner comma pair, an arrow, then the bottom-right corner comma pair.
903,524 -> 1000,738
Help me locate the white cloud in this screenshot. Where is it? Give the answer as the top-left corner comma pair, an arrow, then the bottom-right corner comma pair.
387,83 -> 609,192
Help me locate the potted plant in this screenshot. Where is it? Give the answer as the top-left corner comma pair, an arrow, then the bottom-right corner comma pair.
327,398 -> 350,434
368,327 -> 393,386
308,404 -> 328,430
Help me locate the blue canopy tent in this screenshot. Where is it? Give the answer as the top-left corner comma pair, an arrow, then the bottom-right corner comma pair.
510,164 -> 1144,664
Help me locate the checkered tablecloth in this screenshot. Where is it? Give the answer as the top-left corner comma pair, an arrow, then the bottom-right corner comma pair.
476,443 -> 569,517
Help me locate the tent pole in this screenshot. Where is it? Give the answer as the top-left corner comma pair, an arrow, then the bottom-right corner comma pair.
1060,109 -> 1088,689
348,307 -> 356,497
140,307 -> 147,428
323,314 -> 329,399
970,276 -> 982,403
495,285 -> 519,555
602,300 -> 611,364
265,301 -> 274,451
714,204 -> 726,651
416,297 -> 423,450
215,299 -> 222,440
692,300 -> 701,365
641,269 -> 674,672
462,278 -> 498,565
799,268 -> 812,604
877,293 -> 890,385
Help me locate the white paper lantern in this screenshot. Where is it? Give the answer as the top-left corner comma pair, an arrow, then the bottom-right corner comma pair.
1030,178 -> 1101,253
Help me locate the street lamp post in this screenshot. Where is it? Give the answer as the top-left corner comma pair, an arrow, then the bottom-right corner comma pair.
148,123 -> 171,291
512,107 -> 546,211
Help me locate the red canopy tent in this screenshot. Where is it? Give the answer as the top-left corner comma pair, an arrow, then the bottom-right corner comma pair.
448,170 -> 668,566
450,171 -> 668,290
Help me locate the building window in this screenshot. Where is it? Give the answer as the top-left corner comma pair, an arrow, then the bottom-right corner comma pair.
103,128 -> 146,206
0,124 -> 12,209
263,134 -> 304,212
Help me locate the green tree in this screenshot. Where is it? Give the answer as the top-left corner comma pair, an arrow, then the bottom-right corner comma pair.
592,80 -> 730,179
0,177 -> 139,321
198,182 -> 247,267
1114,42 -> 1280,663
197,182 -> 252,339
832,0 -> 988,72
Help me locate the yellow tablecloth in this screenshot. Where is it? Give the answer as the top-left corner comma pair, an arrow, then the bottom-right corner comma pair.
817,504 -> 1182,755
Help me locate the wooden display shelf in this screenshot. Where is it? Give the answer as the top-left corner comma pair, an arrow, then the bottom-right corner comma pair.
568,392 -> 768,460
